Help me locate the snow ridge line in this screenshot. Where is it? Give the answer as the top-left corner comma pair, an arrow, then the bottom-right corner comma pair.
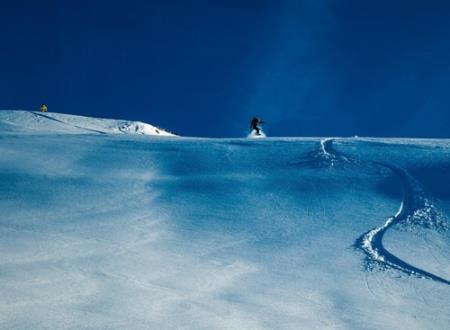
320,138 -> 450,285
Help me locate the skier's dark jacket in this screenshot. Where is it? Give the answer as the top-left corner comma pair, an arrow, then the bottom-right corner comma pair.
250,117 -> 262,129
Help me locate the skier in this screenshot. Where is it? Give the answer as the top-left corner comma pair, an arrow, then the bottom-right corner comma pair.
250,117 -> 264,135
40,104 -> 48,112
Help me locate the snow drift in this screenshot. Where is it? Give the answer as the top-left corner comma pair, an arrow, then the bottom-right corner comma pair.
0,110 -> 175,136
0,111 -> 449,329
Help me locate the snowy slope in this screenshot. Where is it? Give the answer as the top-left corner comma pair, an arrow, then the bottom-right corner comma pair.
0,112 -> 449,329
0,110 -> 176,136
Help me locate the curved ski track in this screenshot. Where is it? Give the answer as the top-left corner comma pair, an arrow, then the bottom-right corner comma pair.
320,138 -> 450,286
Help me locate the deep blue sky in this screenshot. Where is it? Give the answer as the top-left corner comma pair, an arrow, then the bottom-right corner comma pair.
1,0 -> 449,137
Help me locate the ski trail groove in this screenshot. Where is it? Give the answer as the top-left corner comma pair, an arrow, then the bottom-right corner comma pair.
320,138 -> 333,158
32,112 -> 107,134
320,138 -> 450,286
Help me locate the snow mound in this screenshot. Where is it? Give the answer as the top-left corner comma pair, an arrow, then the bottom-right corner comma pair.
0,110 -> 176,136
117,121 -> 173,136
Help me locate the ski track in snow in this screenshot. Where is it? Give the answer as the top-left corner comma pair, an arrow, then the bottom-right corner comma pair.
320,138 -> 450,286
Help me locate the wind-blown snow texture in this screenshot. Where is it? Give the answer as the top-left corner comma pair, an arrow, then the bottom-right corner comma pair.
1,111 -> 449,329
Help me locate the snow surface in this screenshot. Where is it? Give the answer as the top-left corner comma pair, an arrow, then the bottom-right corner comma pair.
1,111 -> 450,329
